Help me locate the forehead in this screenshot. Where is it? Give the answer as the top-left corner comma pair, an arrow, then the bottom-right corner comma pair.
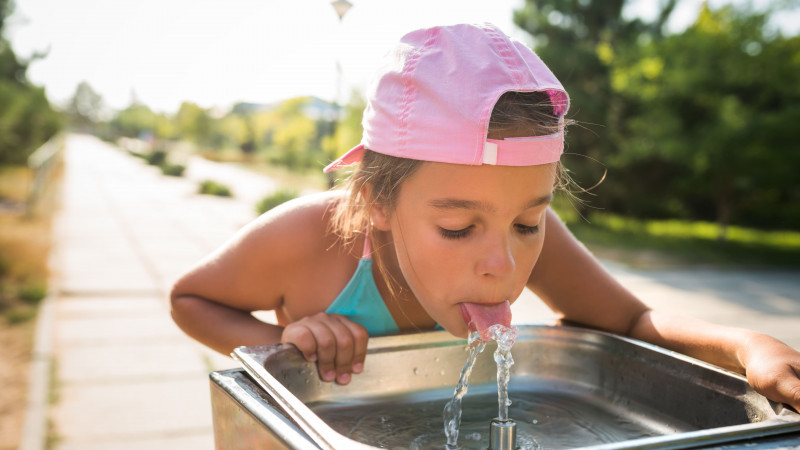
399,162 -> 556,210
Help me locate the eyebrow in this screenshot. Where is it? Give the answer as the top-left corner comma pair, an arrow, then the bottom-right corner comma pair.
427,194 -> 552,212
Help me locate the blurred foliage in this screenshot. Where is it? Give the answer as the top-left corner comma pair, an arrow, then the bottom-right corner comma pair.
0,165 -> 52,324
53,0 -> 798,236
65,81 -> 104,130
255,188 -> 299,216
102,93 -> 364,176
610,5 -> 800,233
0,19 -> 62,164
160,163 -> 185,177
198,180 -> 232,197
109,102 -> 175,141
561,210 -> 800,268
0,0 -> 62,165
515,0 -> 800,234
145,149 -> 167,166
322,90 -> 366,161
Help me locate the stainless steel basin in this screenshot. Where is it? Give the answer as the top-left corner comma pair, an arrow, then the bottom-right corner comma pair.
213,324 -> 800,449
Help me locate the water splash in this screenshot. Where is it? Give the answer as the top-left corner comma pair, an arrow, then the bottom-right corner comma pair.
443,331 -> 486,449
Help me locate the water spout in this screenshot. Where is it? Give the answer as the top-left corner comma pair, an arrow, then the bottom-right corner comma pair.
488,418 -> 517,450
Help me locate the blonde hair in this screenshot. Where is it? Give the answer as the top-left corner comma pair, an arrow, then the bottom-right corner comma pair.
330,90 -> 570,244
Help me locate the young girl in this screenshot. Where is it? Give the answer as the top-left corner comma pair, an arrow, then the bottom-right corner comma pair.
170,23 -> 800,410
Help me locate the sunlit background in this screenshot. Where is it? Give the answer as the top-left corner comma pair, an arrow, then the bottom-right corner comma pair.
8,0 -> 797,113
2,1 -> 800,449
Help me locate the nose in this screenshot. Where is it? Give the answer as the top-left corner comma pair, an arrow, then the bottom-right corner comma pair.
476,233 -> 516,279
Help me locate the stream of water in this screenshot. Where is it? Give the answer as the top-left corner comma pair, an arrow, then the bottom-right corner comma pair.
443,331 -> 486,449
488,324 -> 519,422
442,325 -> 519,449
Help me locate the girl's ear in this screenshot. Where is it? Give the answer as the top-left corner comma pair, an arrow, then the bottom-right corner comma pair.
361,184 -> 391,231
370,202 -> 391,231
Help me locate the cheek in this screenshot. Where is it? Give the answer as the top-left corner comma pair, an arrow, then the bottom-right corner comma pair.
394,228 -> 461,290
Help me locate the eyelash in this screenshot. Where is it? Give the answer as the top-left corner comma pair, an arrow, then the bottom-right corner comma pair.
438,224 -> 539,240
439,226 -> 473,240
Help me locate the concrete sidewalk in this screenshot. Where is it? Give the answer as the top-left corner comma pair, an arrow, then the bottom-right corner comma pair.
32,134 -> 274,449
23,134 -> 800,450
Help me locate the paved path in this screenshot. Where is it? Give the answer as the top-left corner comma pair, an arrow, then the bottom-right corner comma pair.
38,134 -> 265,449
25,134 -> 800,449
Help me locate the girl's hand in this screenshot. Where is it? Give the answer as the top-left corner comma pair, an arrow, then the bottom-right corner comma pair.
281,313 -> 369,385
741,334 -> 800,411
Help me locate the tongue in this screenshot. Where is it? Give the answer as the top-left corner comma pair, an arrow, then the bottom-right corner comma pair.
460,301 -> 512,341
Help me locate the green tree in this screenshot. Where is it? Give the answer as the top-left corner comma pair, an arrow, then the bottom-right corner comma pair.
260,97 -> 322,170
322,90 -> 365,163
0,0 -> 62,165
611,5 -> 800,234
66,81 -> 104,130
513,0 -> 678,212
175,101 -> 213,146
109,103 -> 158,138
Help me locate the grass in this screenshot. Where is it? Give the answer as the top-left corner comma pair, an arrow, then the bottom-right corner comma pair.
0,163 -> 57,450
555,203 -> 800,268
0,165 -> 54,323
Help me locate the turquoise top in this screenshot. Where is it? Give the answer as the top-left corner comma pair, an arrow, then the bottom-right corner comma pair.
325,258 -> 400,336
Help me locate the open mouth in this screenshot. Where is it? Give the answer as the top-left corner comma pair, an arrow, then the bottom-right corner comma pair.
459,300 -> 512,341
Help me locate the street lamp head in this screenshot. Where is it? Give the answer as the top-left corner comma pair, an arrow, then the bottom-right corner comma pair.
331,0 -> 353,21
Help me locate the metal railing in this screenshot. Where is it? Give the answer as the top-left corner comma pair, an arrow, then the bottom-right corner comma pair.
26,134 -> 65,215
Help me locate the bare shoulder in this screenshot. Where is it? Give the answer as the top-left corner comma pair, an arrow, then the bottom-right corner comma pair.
172,190 -> 353,312
247,190 -> 343,246
222,189 -> 353,273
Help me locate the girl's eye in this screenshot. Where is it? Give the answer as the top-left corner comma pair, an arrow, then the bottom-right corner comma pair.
515,224 -> 539,235
439,226 -> 473,240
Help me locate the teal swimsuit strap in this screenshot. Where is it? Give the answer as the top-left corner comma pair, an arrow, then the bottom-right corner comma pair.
325,234 -> 400,336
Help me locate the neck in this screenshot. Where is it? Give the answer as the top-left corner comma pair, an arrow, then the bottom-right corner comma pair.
370,228 -> 437,331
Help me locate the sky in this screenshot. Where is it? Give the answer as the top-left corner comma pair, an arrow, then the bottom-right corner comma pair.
6,0 -> 799,114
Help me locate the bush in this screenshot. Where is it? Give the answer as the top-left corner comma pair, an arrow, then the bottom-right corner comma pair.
198,180 -> 232,197
160,163 -> 185,177
19,282 -> 47,305
128,150 -> 148,160
256,188 -> 299,215
4,306 -> 36,324
146,150 -> 167,166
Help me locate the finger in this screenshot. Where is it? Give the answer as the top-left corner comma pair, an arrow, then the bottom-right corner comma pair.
281,323 -> 319,362
300,319 -> 338,382
340,319 -> 368,374
326,315 -> 357,384
774,371 -> 800,411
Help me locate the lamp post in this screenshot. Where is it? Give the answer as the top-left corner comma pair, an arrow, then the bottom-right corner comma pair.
330,0 -> 352,110
331,0 -> 352,21
327,1 -> 352,187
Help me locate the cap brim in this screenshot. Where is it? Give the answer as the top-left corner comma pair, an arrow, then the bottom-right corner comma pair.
323,144 -> 365,173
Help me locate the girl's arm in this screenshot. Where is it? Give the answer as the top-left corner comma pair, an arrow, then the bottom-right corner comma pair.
170,293 -> 284,355
628,310 -> 800,410
529,209 -> 800,410
170,192 -> 368,385
169,199 -> 309,354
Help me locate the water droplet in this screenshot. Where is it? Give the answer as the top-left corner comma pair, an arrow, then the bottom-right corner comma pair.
413,367 -> 419,375
532,419 -> 539,424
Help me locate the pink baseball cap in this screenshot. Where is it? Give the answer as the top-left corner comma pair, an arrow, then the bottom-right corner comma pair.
324,23 -> 570,173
